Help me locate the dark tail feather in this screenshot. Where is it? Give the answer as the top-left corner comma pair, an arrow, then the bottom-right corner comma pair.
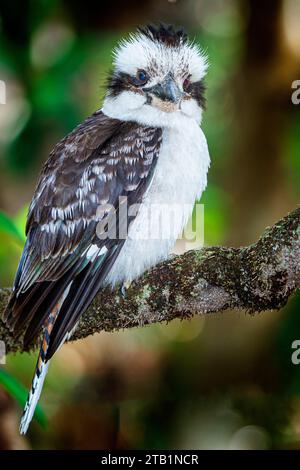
19,286 -> 71,434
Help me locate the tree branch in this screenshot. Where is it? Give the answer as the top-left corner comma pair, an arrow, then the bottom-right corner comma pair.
0,208 -> 299,354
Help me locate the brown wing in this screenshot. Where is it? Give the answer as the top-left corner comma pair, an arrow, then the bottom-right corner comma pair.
4,110 -> 162,357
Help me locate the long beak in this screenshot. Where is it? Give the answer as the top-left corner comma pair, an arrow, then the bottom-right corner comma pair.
145,73 -> 182,104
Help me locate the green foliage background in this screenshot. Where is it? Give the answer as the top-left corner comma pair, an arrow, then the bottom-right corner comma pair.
0,0 -> 299,450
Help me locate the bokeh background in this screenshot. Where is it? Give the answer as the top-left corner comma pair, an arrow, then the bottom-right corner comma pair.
0,0 -> 300,450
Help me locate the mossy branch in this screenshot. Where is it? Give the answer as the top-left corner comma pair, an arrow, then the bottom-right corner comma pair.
0,208 -> 299,354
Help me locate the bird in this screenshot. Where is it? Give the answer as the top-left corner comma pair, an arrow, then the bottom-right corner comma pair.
3,23 -> 210,434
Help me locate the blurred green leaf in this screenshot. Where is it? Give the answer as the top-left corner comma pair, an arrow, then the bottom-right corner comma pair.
0,368 -> 47,427
14,205 -> 28,239
0,210 -> 26,244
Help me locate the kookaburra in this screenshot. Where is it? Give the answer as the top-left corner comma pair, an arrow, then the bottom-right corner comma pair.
3,24 -> 210,434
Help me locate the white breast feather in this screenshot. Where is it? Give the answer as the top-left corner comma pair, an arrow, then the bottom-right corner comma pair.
106,117 -> 210,286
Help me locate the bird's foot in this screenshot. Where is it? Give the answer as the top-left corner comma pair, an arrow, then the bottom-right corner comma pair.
120,280 -> 132,298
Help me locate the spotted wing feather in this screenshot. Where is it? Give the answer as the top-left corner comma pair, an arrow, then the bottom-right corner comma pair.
4,110 -> 162,357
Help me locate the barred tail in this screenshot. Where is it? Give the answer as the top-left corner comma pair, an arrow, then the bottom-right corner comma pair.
20,353 -> 49,434
19,288 -> 70,435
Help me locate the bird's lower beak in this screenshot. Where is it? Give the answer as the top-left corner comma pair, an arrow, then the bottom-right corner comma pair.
145,74 -> 182,105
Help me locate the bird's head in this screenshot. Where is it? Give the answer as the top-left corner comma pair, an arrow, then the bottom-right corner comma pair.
103,24 -> 208,128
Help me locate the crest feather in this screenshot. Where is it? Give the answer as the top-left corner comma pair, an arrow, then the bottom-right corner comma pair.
137,23 -> 188,47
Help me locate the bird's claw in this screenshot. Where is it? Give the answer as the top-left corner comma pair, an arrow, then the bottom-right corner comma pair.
120,280 -> 132,298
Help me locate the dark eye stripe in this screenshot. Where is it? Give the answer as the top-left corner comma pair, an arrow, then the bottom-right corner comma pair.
106,71 -> 132,97
106,70 -> 150,97
107,69 -> 206,108
185,79 -> 206,109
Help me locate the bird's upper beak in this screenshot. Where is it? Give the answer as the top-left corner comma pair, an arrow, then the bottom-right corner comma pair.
145,73 -> 182,106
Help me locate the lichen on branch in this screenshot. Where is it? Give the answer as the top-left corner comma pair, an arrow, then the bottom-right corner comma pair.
0,208 -> 299,354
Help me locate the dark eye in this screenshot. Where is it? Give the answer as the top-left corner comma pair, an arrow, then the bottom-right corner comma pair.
136,69 -> 148,85
183,77 -> 191,91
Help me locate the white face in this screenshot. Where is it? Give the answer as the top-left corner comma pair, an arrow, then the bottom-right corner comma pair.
103,28 -> 208,129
